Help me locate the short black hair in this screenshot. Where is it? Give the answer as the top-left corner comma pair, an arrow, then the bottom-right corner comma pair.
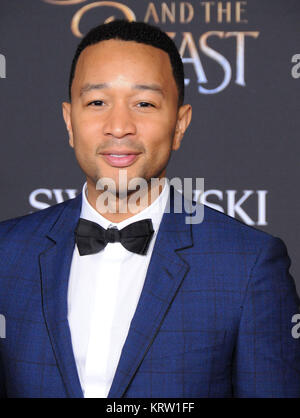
69,20 -> 184,107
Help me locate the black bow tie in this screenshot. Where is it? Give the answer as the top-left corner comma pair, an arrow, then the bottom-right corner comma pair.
74,218 -> 154,256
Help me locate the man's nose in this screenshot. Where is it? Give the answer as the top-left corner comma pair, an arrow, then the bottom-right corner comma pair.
103,103 -> 136,138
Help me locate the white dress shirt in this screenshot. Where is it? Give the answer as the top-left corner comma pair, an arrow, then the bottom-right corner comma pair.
67,180 -> 169,398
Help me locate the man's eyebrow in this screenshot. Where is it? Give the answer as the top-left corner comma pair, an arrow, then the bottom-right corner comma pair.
79,82 -> 165,97
80,83 -> 108,97
132,84 -> 165,97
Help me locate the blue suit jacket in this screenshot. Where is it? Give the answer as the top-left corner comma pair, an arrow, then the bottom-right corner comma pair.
0,187 -> 299,398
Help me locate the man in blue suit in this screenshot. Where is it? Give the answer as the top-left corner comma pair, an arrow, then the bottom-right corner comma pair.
0,20 -> 299,398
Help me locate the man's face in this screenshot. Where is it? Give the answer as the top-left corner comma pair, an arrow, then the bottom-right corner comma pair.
63,39 -> 192,195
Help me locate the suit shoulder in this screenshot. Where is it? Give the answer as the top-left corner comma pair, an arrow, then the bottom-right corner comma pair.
188,204 -> 290,280
0,195 -> 81,242
197,203 -> 279,246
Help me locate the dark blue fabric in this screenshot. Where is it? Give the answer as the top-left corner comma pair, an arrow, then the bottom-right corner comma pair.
0,188 -> 299,398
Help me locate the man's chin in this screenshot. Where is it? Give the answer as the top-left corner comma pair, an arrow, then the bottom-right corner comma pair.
95,171 -> 150,197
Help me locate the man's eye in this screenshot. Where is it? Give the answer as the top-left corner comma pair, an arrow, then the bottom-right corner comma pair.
88,100 -> 104,106
137,102 -> 155,108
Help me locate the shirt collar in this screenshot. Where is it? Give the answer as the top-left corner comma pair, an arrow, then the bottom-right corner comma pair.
80,179 -> 170,234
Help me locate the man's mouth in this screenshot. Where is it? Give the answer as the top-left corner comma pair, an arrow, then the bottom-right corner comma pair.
101,152 -> 141,167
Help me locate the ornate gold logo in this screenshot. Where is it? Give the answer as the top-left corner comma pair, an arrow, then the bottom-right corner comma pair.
43,0 -> 136,37
42,1 -> 259,95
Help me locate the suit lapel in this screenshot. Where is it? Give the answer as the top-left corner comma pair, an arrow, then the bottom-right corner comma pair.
39,195 -> 84,398
108,187 -> 193,398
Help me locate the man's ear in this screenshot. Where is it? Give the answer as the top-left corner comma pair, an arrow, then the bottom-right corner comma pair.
172,104 -> 192,151
62,102 -> 74,148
